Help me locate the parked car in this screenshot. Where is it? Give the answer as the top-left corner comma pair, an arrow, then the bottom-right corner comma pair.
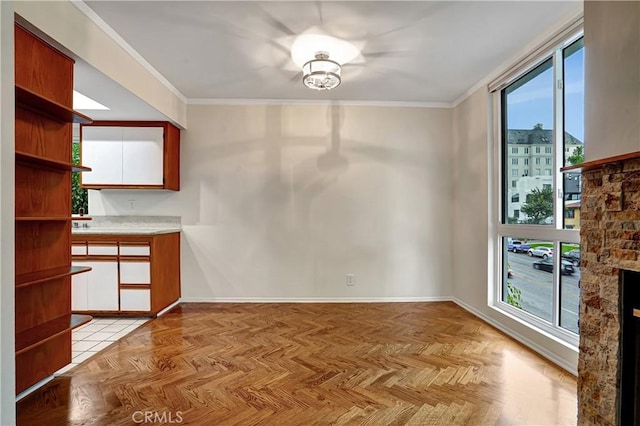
532,257 -> 575,275
562,249 -> 581,266
507,240 -> 531,253
528,246 -> 554,259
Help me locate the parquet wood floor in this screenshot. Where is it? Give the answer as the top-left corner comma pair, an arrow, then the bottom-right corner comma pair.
17,302 -> 577,425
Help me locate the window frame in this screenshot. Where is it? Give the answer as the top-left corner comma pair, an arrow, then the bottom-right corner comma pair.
491,29 -> 583,348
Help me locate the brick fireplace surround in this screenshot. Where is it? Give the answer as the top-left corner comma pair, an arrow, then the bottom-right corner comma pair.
578,156 -> 640,424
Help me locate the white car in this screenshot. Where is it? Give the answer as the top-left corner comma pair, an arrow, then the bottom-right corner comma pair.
528,246 -> 554,259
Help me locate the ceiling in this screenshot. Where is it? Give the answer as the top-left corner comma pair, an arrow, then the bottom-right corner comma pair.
75,0 -> 581,117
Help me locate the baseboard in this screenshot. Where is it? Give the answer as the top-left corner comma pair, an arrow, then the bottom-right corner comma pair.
179,296 -> 453,303
451,297 -> 578,376
157,300 -> 181,316
16,375 -> 55,402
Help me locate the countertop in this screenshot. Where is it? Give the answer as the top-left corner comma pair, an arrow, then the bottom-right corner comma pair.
71,215 -> 181,236
72,227 -> 181,236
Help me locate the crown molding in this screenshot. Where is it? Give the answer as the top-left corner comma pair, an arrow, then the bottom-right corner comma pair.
70,0 -> 188,104
188,98 -> 454,109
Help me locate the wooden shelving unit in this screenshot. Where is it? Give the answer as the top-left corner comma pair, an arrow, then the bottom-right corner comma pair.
14,23 -> 93,394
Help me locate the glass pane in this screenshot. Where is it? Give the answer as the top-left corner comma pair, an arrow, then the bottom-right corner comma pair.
563,38 -> 584,168
563,172 -> 581,229
503,237 -> 553,322
503,59 -> 554,225
563,38 -> 584,230
560,242 -> 581,333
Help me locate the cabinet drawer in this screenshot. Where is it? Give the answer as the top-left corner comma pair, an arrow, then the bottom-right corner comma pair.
120,245 -> 150,256
87,244 -> 118,255
120,289 -> 151,311
120,261 -> 151,284
71,244 -> 87,255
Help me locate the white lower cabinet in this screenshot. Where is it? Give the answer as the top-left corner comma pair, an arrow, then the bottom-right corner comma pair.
72,260 -> 119,311
72,233 -> 180,316
120,289 -> 151,311
71,262 -> 90,311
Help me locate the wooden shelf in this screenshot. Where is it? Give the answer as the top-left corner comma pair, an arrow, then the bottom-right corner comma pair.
16,151 -> 91,172
16,265 -> 92,289
560,151 -> 640,173
15,84 -> 92,124
16,314 -> 92,355
16,216 -> 69,221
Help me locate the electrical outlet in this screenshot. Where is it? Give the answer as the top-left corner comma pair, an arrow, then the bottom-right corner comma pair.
346,274 -> 355,286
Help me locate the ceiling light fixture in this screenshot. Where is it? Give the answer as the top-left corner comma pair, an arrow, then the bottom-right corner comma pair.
302,51 -> 341,91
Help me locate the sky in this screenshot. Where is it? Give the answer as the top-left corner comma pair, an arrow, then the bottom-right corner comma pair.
506,46 -> 584,142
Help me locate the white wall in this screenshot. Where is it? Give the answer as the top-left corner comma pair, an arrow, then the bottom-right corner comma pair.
0,1 -> 15,422
90,104 -> 454,300
583,1 -> 640,162
452,87 -> 578,373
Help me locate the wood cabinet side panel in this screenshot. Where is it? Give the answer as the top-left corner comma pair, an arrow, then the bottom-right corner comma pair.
15,25 -> 73,107
163,123 -> 180,190
150,233 -> 181,312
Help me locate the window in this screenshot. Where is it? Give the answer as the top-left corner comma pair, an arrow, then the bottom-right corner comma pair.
524,158 -> 529,165
512,147 -> 518,154
496,33 -> 584,345
512,158 -> 518,165
512,180 -> 517,188
512,169 -> 518,176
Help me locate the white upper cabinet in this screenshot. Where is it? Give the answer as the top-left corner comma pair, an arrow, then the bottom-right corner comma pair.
81,126 -> 124,185
122,127 -> 164,185
80,121 -> 180,190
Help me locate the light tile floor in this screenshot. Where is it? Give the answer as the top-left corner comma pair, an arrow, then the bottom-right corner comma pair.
55,317 -> 148,376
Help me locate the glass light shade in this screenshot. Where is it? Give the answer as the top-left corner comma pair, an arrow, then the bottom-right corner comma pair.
302,53 -> 341,90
